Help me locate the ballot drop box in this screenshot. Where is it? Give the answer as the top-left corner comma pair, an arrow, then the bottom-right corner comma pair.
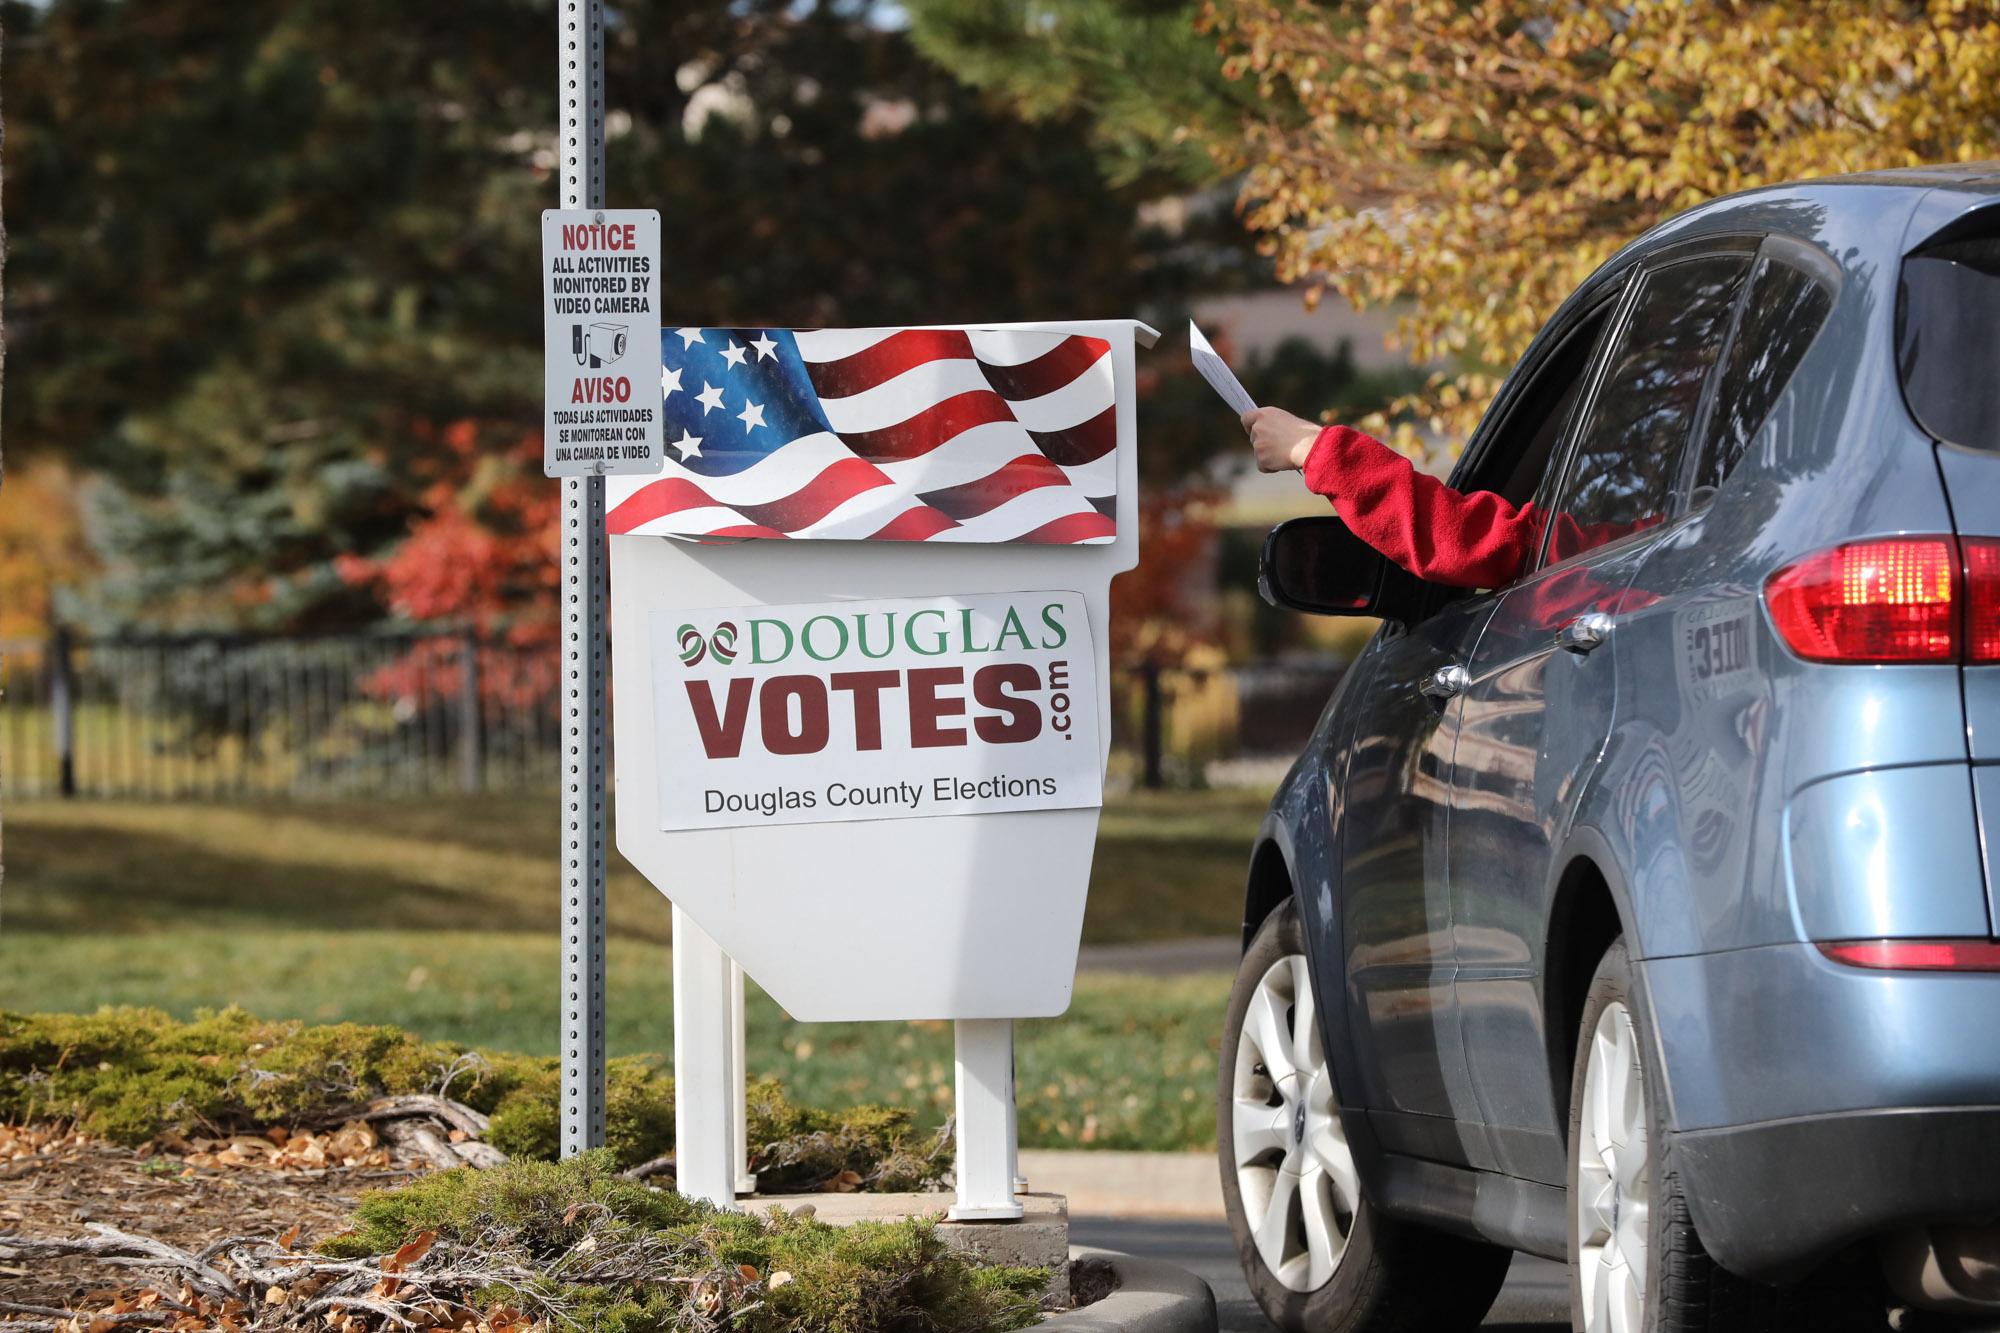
608,319 -> 1154,1214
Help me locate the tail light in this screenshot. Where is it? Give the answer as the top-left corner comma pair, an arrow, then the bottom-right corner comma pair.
1764,536 -> 2000,664
1964,538 -> 2000,663
1819,939 -> 2000,971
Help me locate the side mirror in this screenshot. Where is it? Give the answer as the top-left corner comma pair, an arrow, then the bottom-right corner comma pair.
1258,516 -> 1423,624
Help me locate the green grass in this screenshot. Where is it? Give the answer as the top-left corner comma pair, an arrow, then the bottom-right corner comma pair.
1084,788 -> 1271,942
0,790 -> 1264,1150
0,796 -> 671,942
0,789 -> 1268,944
0,930 -> 1224,1151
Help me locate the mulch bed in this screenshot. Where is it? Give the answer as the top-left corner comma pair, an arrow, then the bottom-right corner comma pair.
0,1119 -> 1055,1333
0,1124 -> 424,1314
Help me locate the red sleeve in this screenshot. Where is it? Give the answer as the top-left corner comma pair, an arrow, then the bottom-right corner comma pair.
1300,425 -> 1539,589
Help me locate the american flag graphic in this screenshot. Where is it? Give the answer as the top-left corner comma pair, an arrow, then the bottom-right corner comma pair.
605,326 -> 1118,544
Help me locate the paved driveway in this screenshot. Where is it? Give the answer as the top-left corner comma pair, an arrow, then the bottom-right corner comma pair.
1070,1215 -> 1568,1332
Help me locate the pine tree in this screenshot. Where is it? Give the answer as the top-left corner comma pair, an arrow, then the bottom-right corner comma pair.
901,0 -> 1256,188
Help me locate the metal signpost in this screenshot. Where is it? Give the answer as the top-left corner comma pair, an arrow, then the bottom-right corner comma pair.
554,0 -> 609,1158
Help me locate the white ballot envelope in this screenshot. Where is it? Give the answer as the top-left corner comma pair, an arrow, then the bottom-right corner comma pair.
1189,320 -> 1258,416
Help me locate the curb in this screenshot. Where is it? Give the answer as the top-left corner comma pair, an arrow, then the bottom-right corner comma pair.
1040,1246 -> 1218,1332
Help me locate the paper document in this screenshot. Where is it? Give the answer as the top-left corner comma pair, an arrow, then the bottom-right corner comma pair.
1188,320 -> 1259,417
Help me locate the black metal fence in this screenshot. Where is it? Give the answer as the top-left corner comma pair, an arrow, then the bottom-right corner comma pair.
1,629 -> 1344,800
0,629 -> 560,799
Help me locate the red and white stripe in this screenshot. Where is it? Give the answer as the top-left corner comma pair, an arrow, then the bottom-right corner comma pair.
606,326 -> 1117,544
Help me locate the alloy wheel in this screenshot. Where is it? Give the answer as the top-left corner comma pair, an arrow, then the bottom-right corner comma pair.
1230,953 -> 1359,1293
1576,999 -> 1651,1333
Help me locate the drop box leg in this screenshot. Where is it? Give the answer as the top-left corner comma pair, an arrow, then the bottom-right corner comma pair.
950,1018 -> 1025,1221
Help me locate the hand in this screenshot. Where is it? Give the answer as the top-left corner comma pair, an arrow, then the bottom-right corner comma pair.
1241,407 -> 1322,473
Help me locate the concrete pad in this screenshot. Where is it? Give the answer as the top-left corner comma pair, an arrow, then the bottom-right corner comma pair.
1018,1150 -> 1224,1219
745,1190 -> 1070,1305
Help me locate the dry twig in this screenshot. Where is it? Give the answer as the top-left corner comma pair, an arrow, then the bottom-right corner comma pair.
618,1153 -> 675,1182
347,1095 -> 491,1139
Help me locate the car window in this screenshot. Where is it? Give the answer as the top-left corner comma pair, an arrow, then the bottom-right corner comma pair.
1691,253 -> 1833,501
1898,231 -> 2000,452
1543,253 -> 1751,567
1401,299 -> 1617,622
1461,302 -> 1613,508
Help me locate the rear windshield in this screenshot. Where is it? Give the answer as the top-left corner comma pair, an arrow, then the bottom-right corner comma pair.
1899,235 -> 2000,451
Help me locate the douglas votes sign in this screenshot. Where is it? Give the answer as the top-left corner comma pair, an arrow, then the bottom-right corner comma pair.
610,320 -> 1156,1020
650,590 -> 1100,831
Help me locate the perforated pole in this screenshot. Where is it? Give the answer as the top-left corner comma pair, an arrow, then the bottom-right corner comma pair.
558,0 -> 609,1159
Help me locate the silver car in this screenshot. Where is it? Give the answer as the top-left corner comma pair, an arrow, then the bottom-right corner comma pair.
1221,166 -> 2000,1333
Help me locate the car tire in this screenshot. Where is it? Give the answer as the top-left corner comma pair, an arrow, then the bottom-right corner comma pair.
1565,938 -> 1885,1333
1219,897 -> 1511,1332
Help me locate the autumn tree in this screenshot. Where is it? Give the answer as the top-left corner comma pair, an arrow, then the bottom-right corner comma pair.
0,465 -> 93,640
1203,0 -> 2000,441
901,0 -> 1429,670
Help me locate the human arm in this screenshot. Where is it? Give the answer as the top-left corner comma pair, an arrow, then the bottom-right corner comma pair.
1242,408 -> 1540,589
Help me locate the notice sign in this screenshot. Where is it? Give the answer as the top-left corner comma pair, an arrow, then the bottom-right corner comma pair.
541,209 -> 664,477
651,590 -> 1101,831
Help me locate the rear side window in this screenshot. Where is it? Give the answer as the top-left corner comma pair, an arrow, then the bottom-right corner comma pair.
1693,254 -> 1833,496
1544,254 -> 1750,565
1900,234 -> 2000,451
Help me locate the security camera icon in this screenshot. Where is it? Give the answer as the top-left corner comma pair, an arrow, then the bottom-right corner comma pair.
572,322 -> 629,369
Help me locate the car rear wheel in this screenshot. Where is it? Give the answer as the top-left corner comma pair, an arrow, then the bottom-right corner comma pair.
1566,938 -> 1886,1333
1570,970 -> 1650,1332
1220,897 -> 1510,1332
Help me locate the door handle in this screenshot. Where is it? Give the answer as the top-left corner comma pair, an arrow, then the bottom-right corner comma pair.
1555,612 -> 1616,655
1420,664 -> 1470,702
